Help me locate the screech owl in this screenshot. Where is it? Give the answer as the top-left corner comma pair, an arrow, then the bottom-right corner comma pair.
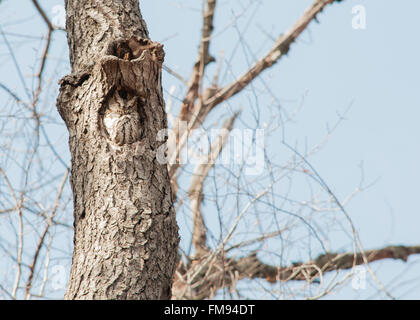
103,91 -> 142,146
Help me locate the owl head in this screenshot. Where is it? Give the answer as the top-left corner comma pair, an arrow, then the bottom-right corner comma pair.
106,90 -> 138,115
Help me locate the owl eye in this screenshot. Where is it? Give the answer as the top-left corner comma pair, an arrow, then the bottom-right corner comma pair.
117,89 -> 128,100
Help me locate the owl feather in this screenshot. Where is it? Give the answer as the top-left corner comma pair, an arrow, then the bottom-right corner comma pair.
103,91 -> 141,145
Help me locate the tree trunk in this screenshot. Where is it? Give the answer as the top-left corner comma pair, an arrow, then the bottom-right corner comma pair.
57,0 -> 179,299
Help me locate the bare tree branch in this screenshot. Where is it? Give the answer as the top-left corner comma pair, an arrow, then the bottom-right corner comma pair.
174,245 -> 420,299
236,245 -> 420,283
168,0 -> 218,180
189,112 -> 239,257
31,0 -> 54,31
202,0 -> 341,113
24,169 -> 69,299
0,168 -> 24,299
31,0 -> 55,110
0,82 -> 30,109
179,0 -> 217,124
168,0 -> 341,179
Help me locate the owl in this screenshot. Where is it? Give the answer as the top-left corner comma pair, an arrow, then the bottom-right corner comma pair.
103,91 -> 142,146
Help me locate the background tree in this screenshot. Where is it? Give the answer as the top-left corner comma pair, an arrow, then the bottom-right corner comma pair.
0,0 -> 419,300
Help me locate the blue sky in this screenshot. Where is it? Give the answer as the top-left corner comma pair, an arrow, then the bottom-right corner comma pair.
0,0 -> 419,299
146,0 -> 420,299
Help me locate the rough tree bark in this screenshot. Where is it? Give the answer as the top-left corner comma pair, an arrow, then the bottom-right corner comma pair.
57,0 -> 179,299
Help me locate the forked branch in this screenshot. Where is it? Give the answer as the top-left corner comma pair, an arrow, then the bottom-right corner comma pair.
202,0 -> 342,113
